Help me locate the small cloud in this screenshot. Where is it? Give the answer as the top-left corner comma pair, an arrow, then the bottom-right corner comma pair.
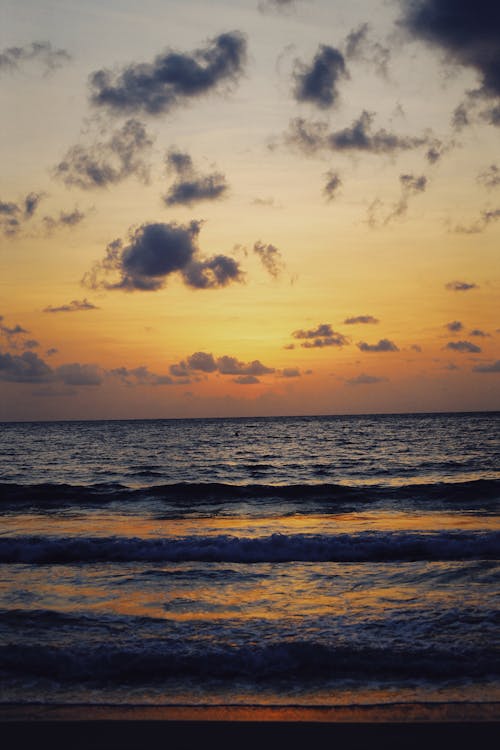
89,32 -> 247,116
252,197 -> 277,207
217,356 -> 274,376
477,164 -> 500,189
469,329 -> 489,337
187,351 -> 218,372
280,367 -> 301,378
163,149 -> 228,206
54,119 -> 153,190
343,315 -> 379,325
293,45 -> 348,109
384,173 -> 427,224
445,281 -> 478,292
258,0 -> 302,15
110,366 -> 174,386
346,373 -> 388,385
453,207 -> 500,234
323,171 -> 342,201
23,340 -> 39,349
253,240 -> 285,279
292,323 -> 349,348
473,360 -> 500,373
445,341 -> 482,354
411,344 -> 422,352
43,208 -> 87,232
233,375 -> 260,384
46,348 -> 58,357
0,350 -> 53,383
344,22 -> 391,78
0,192 -> 44,236
0,41 -> 71,75
358,338 -> 399,352
44,298 -> 99,314
446,320 -> 463,332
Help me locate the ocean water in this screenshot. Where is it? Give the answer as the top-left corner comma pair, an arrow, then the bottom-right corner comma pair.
0,412 -> 499,712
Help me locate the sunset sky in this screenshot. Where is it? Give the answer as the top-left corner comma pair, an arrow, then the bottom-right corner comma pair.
1,0 -> 499,420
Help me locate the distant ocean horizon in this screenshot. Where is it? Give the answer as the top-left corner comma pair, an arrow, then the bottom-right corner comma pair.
0,411 -> 498,715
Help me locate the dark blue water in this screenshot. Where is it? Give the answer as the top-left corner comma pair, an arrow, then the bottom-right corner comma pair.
0,412 -> 498,709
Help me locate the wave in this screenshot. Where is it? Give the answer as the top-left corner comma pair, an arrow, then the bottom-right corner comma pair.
0,477 -> 498,508
1,530 -> 498,564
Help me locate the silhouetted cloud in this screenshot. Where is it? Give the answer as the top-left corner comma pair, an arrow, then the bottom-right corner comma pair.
56,363 -> 102,386
293,45 -> 348,109
292,323 -> 349,348
397,1 -> 500,128
473,360 -> 500,373
110,366 -> 174,386
323,171 -> 342,201
23,340 -> 39,350
54,119 -> 153,189
477,164 -> 500,189
163,149 -> 228,206
445,280 -> 478,291
0,192 -> 44,236
0,41 -> 71,75
43,208 -> 87,232
280,367 -> 301,378
170,351 -> 275,378
253,241 -> 285,278
346,373 -> 388,385
286,111 -> 429,155
217,356 -> 274,375
384,173 -> 427,223
344,315 -> 379,325
445,340 -> 481,353
446,320 -> 463,332
258,0 -> 302,14
187,351 -> 218,372
89,32 -> 247,116
469,329 -> 489,337
358,338 -> 399,352
0,350 -> 53,383
83,221 -> 244,292
43,298 -> 99,313
344,23 -> 391,77
233,375 -> 260,384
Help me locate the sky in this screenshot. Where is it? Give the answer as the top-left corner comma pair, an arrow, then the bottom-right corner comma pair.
0,0 -> 499,420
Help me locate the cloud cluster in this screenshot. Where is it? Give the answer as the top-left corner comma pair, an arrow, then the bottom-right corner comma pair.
293,45 -> 348,109
89,32 -> 247,116
445,280 -> 478,291
473,360 -> 500,373
43,299 -> 99,314
43,208 -> 87,232
110,366 -> 174,386
0,192 -> 44,236
169,351 -> 275,384
358,338 -> 399,352
446,320 -> 463,332
344,23 -> 391,78
397,0 -> 500,128
54,119 -> 153,190
0,41 -> 71,75
0,348 -> 103,386
445,340 -> 481,353
83,221 -> 244,292
163,149 -> 228,206
292,323 -> 349,348
477,164 -> 500,189
344,315 -> 379,325
286,110 -> 430,156
253,241 -> 285,278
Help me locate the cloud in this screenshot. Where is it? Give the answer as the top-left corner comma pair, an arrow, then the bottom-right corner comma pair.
473,360 -> 500,373
397,0 -> 500,124
163,149 -> 228,206
0,350 -> 53,383
258,0 -> 302,14
233,375 -> 260,384
23,340 -> 39,349
477,164 -> 500,189
253,241 -> 285,278
446,320 -> 463,332
83,221 -> 244,292
445,340 -> 482,353
346,373 -> 388,385
0,41 -> 71,75
217,356 -> 274,375
469,329 -> 489,337
170,352 -> 275,379
411,344 -> 422,352
358,338 -> 399,352
323,171 -> 342,201
293,45 -> 348,109
292,323 -> 349,348
187,351 -> 218,372
109,366 -> 174,386
344,23 -> 391,77
280,367 -> 301,378
56,363 -> 102,386
0,192 -> 44,236
54,119 -> 153,190
453,206 -> 500,234
286,110 -> 430,155
43,208 -> 87,232
445,280 -> 478,291
344,315 -> 379,325
89,32 -> 247,116
384,173 -> 427,224
43,298 -> 99,314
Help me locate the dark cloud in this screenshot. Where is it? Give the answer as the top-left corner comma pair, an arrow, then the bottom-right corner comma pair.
89,32 -> 247,116
477,164 -> 500,189
0,350 -> 53,383
23,340 -> 39,349
344,315 -> 379,325
323,171 -> 342,201
163,149 -> 228,206
445,340 -> 481,353
169,352 -> 275,378
358,338 -> 399,352
411,344 -> 423,352
253,241 -> 285,278
56,363 -> 102,386
445,280 -> 478,291
233,375 -> 260,384
43,298 -> 99,314
217,356 -> 274,376
187,352 -> 218,372
46,348 -> 58,357
446,320 -> 463,332
83,221 -> 244,292
473,360 -> 500,373
344,23 -> 391,77
346,373 -> 388,385
109,366 -> 174,386
293,45 -> 348,109
292,323 -> 349,348
397,0 -> 500,117
469,329 -> 489,337
425,141 -> 447,164
0,320 -> 28,337
0,192 -> 44,236
286,111 -> 430,156
54,119 -> 153,189
0,41 -> 71,75
43,208 -> 87,232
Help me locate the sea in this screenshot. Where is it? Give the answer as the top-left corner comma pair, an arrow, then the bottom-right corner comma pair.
0,412 -> 498,717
